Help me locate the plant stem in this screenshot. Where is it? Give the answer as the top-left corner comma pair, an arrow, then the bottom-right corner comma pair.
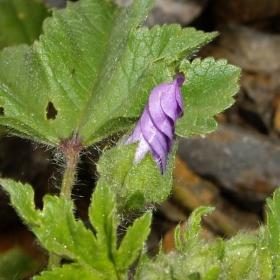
60,144 -> 81,201
47,133 -> 82,269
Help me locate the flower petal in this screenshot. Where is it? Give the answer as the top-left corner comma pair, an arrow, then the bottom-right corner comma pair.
123,121 -> 142,145
160,77 -> 184,121
135,137 -> 150,163
148,84 -> 174,141
140,107 -> 168,159
124,76 -> 184,173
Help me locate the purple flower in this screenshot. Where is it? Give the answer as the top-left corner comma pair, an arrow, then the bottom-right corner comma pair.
124,77 -> 184,173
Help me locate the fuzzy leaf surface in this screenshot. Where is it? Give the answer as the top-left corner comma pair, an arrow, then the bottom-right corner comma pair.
177,58 -> 241,137
0,0 -> 216,146
0,178 -> 38,224
33,264 -> 103,280
97,141 -> 176,211
175,206 -> 214,252
0,0 -> 48,49
136,208 -> 272,280
0,178 -> 151,279
114,210 -> 152,271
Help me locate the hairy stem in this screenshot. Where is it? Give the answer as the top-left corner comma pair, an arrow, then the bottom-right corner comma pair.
60,133 -> 82,200
47,133 -> 82,269
60,144 -> 81,201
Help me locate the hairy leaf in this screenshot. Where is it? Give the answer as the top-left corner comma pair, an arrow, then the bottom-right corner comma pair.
0,178 -> 152,279
97,141 -> 176,211
222,233 -> 272,279
0,178 -> 38,225
33,264 -> 103,280
114,210 -> 152,271
136,208 -> 272,280
0,0 -> 216,147
177,58 -> 241,137
175,206 -> 214,252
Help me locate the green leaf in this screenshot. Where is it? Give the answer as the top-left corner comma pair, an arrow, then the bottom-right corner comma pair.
222,233 -> 272,279
177,58 -> 241,137
175,206 -> 214,252
0,179 -> 105,275
202,266 -> 220,280
135,240 -> 223,280
136,213 -> 272,280
88,177 -> 117,257
267,188 -> 280,278
1,177 -> 152,279
97,140 -> 177,211
114,211 -> 152,272
183,241 -> 224,279
183,206 -> 214,242
0,178 -> 38,225
33,264 -> 103,280
0,0 -> 216,147
0,0 -> 49,49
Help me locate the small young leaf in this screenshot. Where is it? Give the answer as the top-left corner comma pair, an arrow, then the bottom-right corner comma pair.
177,58 -> 241,137
1,178 -> 152,279
222,233 -> 272,279
184,206 -> 214,240
0,178 -> 117,277
33,264 -> 103,280
88,177 -> 117,257
175,206 -> 214,252
114,211 -> 152,272
141,199 -> 271,280
0,178 -> 38,225
0,0 -> 49,49
135,239 -> 223,280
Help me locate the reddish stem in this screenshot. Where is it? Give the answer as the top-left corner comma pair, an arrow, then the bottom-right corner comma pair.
59,133 -> 83,201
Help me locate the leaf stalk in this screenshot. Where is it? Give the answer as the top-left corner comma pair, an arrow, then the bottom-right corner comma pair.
47,133 -> 83,269
60,133 -> 83,201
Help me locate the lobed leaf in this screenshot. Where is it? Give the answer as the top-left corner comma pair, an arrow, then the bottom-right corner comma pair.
88,177 -> 118,261
114,211 -> 152,272
1,177 -> 152,279
33,264 -> 103,280
0,178 -> 38,225
177,58 -> 241,137
82,26 -> 218,146
175,206 -> 214,252
0,0 -> 217,147
222,233 -> 272,279
136,208 -> 272,280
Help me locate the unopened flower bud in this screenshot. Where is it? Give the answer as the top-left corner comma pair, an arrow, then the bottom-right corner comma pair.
124,77 -> 184,173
